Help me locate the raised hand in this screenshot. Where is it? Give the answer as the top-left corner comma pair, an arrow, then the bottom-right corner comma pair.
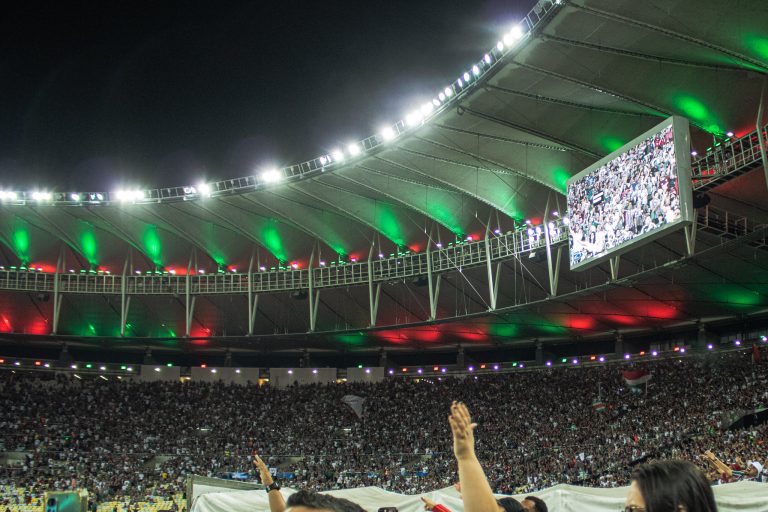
449,401 -> 477,461
420,496 -> 437,511
253,453 -> 274,485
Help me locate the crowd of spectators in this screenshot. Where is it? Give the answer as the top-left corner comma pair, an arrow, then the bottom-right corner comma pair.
568,123 -> 680,267
0,347 -> 765,505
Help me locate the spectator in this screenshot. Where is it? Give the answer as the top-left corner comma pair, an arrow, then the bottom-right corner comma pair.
626,460 -> 717,512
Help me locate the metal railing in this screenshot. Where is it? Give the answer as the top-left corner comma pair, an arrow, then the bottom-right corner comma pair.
0,222 -> 567,295
691,123 -> 767,190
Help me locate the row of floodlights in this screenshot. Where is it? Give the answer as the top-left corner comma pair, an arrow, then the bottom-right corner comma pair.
0,17 -> 538,204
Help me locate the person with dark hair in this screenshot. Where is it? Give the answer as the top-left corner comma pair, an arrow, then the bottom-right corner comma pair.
521,496 -> 547,512
284,490 -> 365,512
625,460 -> 717,512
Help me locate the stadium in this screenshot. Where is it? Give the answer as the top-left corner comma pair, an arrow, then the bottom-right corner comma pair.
1,0 -> 767,511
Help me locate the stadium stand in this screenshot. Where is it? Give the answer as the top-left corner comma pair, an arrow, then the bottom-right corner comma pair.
1,347 -> 765,508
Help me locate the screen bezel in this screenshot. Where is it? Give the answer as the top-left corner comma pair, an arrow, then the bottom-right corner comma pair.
566,115 -> 693,271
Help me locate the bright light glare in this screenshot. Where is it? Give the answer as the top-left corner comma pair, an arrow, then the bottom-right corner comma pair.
510,24 -> 525,40
496,41 -> 504,51
347,143 -> 362,156
261,169 -> 282,183
472,65 -> 480,76
115,190 -> 143,202
0,191 -> 17,201
331,149 -> 344,162
405,111 -> 423,126
463,72 -> 470,82
484,54 -> 492,65
420,102 -> 434,115
70,193 -> 81,201
32,191 -> 53,202
438,92 -> 446,102
444,86 -> 453,97
380,127 -> 396,141
197,182 -> 212,197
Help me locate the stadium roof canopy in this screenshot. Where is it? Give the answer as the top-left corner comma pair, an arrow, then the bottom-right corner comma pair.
0,0 -> 766,356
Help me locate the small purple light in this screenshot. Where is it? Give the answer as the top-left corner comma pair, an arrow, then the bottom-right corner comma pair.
598,356 -> 605,362
624,354 -> 631,360
436,243 -> 442,248
494,228 -> 501,234
734,340 -> 741,346
572,359 -> 578,365
680,347 -> 686,353
365,368 -> 371,374
287,369 -> 293,374
312,369 -> 318,374
707,344 -> 713,350
388,369 -> 394,375
545,361 -> 552,367
493,364 -> 499,370
651,351 -> 658,357
441,368 -> 447,373
468,366 -> 474,372
519,363 -> 524,368
417,368 -> 423,374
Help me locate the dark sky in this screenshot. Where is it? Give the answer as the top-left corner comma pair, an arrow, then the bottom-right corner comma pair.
0,1 -> 530,191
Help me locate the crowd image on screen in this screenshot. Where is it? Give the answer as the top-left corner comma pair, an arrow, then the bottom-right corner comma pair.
0,345 -> 766,509
567,124 -> 681,267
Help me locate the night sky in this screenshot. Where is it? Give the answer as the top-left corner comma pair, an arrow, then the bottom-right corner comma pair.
0,1 -> 530,192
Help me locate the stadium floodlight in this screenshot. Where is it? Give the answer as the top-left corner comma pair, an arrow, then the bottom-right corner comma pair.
432,98 -> 441,107
347,143 -> 362,156
0,191 -> 18,201
484,54 -> 492,65
503,33 -> 514,46
510,24 -> 525,41
496,41 -> 504,51
197,182 -> 212,197
319,155 -> 328,166
261,168 -> 282,183
114,189 -> 143,202
420,102 -> 434,115
457,78 -> 464,88
444,86 -> 453,97
70,193 -> 81,201
438,92 -> 446,102
32,191 -> 53,202
331,149 -> 345,162
380,126 -> 396,141
463,72 -> 471,82
472,65 -> 480,76
405,110 -> 424,127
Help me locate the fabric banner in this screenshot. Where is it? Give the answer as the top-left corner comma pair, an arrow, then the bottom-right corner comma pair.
342,394 -> 366,418
190,481 -> 768,512
622,369 -> 651,386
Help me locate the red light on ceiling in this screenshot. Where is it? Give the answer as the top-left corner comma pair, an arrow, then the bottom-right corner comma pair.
589,355 -> 596,361
0,359 -> 4,363
200,364 -> 207,368
673,346 -> 680,352
34,361 -> 41,366
402,368 -> 407,372
480,364 -> 486,369
639,351 -> 646,356
433,366 -> 439,371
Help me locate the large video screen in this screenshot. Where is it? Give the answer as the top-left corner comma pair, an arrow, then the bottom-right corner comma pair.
567,116 -> 693,270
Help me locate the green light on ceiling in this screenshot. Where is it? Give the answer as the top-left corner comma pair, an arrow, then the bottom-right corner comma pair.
744,34 -> 768,67
672,94 -> 722,134
80,223 -> 98,266
11,218 -> 30,264
600,136 -> 625,153
488,323 -> 519,338
336,333 -> 366,346
375,204 -> 405,246
551,168 -> 570,194
261,220 -> 287,261
426,202 -> 463,236
142,225 -> 163,266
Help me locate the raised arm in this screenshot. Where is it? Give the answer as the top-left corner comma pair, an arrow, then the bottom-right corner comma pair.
254,453 -> 286,512
449,401 -> 499,512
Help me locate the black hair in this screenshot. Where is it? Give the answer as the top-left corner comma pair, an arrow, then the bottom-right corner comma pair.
497,498 -> 525,512
631,460 -> 717,512
285,490 -> 365,512
523,496 -> 548,512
